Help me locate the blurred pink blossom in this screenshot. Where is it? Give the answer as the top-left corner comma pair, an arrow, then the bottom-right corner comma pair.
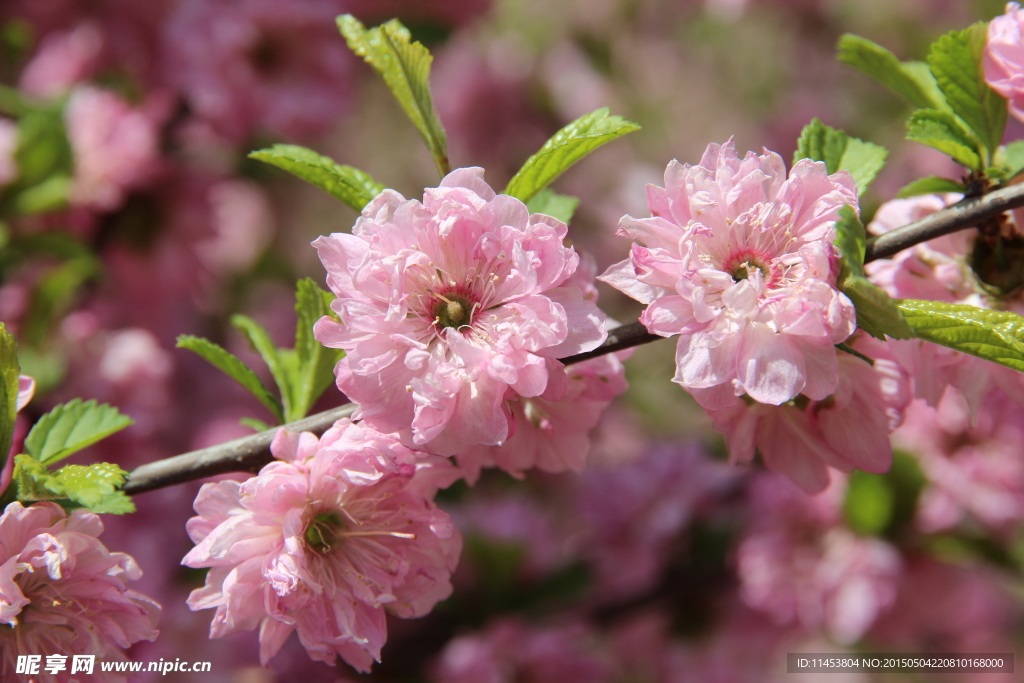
19,22 -> 103,98
0,502 -> 161,682
431,618 -> 610,683
0,119 -> 17,187
895,392 -> 1024,534
707,336 -> 911,493
182,420 -> 462,672
163,0 -> 352,142
737,475 -> 901,644
65,85 -> 160,211
314,167 -> 607,455
601,139 -> 858,409
985,3 -> 1024,123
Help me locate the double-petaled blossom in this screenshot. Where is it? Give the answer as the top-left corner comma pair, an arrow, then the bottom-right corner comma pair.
182,419 -> 462,672
707,336 -> 911,493
600,139 -> 858,409
313,167 -> 607,455
0,502 -> 161,682
985,3 -> 1024,123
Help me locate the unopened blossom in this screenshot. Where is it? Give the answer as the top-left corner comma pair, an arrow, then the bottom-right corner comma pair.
182,419 -> 462,672
985,3 -> 1024,123
737,475 -> 901,644
314,167 -> 607,455
707,336 -> 911,493
865,194 -> 1024,413
0,502 -> 161,682
601,139 -> 858,408
65,85 -> 160,211
0,119 -> 17,187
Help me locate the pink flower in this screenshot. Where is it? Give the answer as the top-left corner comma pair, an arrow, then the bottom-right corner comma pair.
182,419 -> 462,672
65,85 -> 160,211
0,119 -> 17,187
737,476 -> 901,644
19,22 -> 103,99
865,194 -> 1024,413
456,256 -> 626,481
313,167 -> 607,455
600,139 -> 858,408
162,0 -> 352,142
16,375 -> 34,412
985,3 -> 1024,123
707,336 -> 911,493
0,502 -> 160,682
431,618 -> 610,683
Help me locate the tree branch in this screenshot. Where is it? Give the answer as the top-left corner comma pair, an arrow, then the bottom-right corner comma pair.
864,181 -> 1024,262
122,404 -> 357,494
123,180 -> 1024,495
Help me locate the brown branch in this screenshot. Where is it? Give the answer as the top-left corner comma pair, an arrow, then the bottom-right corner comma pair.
123,180 -> 1024,495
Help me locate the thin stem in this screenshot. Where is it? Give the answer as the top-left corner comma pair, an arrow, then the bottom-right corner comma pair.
123,180 -> 1024,495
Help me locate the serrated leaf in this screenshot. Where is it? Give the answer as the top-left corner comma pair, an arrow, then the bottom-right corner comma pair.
231,315 -> 297,421
794,118 -> 887,195
249,145 -> 384,212
294,279 -> 344,421
844,277 -> 915,340
895,176 -> 966,198
896,299 -> 1024,372
176,335 -> 284,424
505,108 -> 640,204
0,324 -> 20,473
338,15 -> 449,177
526,189 -> 580,224
835,205 -> 866,273
906,108 -> 982,169
998,140 -> 1024,178
836,34 -> 945,109
24,399 -> 133,465
928,24 -> 1007,155
13,455 -> 134,514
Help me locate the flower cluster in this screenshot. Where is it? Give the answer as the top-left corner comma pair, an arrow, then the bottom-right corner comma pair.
182,419 -> 462,671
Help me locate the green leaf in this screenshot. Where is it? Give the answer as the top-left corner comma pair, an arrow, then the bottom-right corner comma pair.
293,279 -> 344,421
13,455 -> 134,514
895,176 -> 966,198
928,24 -> 1007,156
844,277 -> 916,340
0,324 -> 20,474
896,299 -> 1024,372
526,189 -> 580,224
794,118 -> 888,195
176,335 -> 284,424
998,140 -> 1024,178
835,209 -> 914,340
11,174 -> 70,215
231,315 -> 297,421
844,471 -> 894,536
836,34 -> 945,109
248,145 -> 384,212
240,417 -> 272,432
13,105 -> 73,191
906,109 -> 981,169
505,108 -> 640,204
24,399 -> 133,466
338,15 -> 449,177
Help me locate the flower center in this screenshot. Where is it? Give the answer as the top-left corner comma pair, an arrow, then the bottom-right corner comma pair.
431,292 -> 474,329
305,512 -> 344,554
722,249 -> 771,283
